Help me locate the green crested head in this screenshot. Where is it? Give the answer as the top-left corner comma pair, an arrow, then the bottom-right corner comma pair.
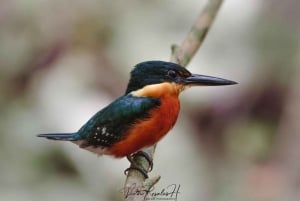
125,61 -> 191,94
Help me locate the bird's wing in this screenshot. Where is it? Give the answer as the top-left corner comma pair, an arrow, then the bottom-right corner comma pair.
78,94 -> 161,147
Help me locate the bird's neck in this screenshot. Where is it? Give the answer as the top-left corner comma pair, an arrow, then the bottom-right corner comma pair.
130,82 -> 186,98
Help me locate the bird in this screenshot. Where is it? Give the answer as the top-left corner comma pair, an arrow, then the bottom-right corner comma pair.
37,60 -> 237,177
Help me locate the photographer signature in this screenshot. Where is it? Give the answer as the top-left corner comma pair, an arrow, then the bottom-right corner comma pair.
122,183 -> 181,201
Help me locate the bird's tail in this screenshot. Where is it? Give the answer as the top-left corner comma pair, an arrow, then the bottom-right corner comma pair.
37,133 -> 79,141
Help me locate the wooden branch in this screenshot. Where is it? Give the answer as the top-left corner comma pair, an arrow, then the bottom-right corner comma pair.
124,1 -> 224,200
171,0 -> 223,66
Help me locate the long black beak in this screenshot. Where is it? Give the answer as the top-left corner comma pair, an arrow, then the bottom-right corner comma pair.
183,73 -> 237,86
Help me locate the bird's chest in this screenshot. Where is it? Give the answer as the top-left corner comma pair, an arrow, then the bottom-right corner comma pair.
149,97 -> 180,135
132,96 -> 181,140
109,96 -> 180,157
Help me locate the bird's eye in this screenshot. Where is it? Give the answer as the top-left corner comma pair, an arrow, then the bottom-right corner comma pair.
167,70 -> 177,78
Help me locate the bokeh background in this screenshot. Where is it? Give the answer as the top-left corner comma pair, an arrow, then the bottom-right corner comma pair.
1,0 -> 300,201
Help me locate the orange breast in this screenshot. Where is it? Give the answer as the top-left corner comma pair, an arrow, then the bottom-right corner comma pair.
109,96 -> 180,157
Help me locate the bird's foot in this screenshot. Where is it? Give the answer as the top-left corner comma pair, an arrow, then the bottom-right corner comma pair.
134,151 -> 153,171
124,151 -> 153,178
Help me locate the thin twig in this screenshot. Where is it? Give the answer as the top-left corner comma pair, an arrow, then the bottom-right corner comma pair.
171,0 -> 223,66
124,1 -> 224,200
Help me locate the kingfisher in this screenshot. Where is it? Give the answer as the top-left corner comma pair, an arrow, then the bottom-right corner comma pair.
38,61 -> 236,177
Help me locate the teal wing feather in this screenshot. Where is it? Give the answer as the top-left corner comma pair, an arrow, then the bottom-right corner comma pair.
78,94 -> 161,146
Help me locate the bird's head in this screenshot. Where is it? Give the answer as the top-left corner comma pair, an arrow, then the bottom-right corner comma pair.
126,61 -> 237,98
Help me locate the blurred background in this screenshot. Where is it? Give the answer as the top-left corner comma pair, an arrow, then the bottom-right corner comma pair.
1,0 -> 300,200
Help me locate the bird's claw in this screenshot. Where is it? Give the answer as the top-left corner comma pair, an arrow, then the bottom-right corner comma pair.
124,166 -> 149,178
125,151 -> 153,178
133,151 -> 153,171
